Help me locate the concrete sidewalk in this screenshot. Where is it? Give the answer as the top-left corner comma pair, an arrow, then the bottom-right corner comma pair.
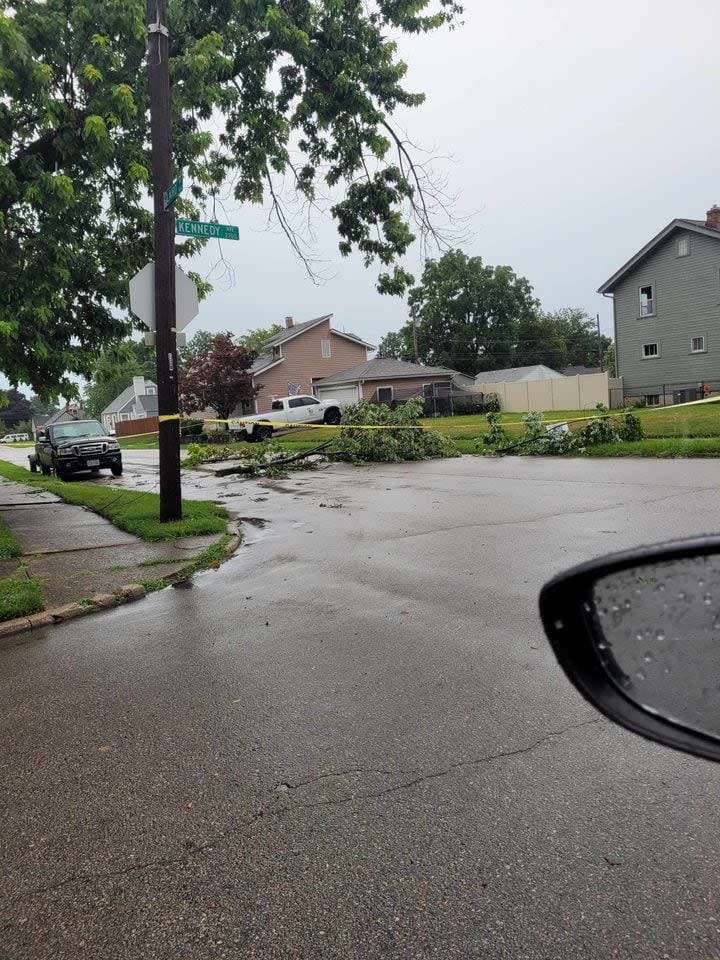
0,478 -> 225,626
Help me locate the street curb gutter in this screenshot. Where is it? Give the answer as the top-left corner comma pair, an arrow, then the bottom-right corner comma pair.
0,523 -> 242,640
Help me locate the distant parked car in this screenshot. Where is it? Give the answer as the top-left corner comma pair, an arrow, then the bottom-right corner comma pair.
0,433 -> 30,443
29,420 -> 122,478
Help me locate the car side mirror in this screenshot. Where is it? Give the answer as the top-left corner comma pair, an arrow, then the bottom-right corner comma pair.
539,536 -> 720,763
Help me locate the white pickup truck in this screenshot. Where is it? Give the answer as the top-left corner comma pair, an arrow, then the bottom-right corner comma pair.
230,395 -> 343,441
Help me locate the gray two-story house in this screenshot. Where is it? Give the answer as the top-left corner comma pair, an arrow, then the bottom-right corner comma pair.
599,206 -> 720,405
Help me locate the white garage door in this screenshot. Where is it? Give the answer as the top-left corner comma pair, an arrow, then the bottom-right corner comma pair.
315,384 -> 360,409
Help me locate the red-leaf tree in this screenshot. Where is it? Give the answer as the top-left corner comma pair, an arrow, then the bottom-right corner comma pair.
179,332 -> 257,422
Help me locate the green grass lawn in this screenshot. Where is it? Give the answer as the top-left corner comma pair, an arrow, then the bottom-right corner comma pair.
0,516 -> 22,560
0,460 -> 228,541
582,437 -> 720,458
122,401 -> 720,461
0,575 -> 43,621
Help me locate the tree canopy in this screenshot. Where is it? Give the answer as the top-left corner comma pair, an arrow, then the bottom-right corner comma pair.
380,251 -> 610,375
179,331 -> 256,421
1,0 -> 462,394
402,250 -> 540,375
83,339 -> 155,418
238,323 -> 284,355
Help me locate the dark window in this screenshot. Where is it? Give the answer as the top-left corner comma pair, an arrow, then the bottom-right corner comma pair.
645,394 -> 661,406
271,400 -> 284,410
288,397 -> 305,408
691,335 -> 706,353
302,396 -> 319,405
642,342 -> 659,358
639,285 -> 654,316
377,387 -> 393,404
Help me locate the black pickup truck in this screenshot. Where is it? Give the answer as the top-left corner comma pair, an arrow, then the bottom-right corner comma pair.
30,420 -> 123,479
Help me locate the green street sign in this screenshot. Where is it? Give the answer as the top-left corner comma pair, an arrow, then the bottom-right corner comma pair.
163,176 -> 183,209
175,219 -> 239,241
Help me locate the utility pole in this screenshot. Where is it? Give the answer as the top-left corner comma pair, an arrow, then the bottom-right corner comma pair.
146,0 -> 181,521
597,313 -> 603,371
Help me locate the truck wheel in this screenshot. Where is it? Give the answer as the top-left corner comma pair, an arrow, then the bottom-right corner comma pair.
255,425 -> 272,442
323,408 -> 341,425
53,460 -> 67,480
111,464 -> 123,477
29,459 -> 38,473
41,463 -> 51,476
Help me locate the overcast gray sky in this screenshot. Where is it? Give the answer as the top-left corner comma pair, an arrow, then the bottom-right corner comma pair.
176,0 -> 719,351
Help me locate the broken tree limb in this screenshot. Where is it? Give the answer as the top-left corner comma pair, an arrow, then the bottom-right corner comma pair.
211,441 -> 335,476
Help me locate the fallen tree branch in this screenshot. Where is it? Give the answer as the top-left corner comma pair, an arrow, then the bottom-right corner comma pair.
211,441 -> 334,476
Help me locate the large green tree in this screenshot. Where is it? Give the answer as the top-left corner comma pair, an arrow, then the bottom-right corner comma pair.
1,0 -> 462,394
541,308 -> 610,369
402,250 -> 540,375
83,339 -> 155,417
238,323 -> 284,355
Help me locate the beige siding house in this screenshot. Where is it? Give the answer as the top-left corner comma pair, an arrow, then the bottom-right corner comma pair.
249,315 -> 374,412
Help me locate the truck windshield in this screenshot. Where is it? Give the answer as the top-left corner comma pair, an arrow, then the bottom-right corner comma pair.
51,422 -> 106,440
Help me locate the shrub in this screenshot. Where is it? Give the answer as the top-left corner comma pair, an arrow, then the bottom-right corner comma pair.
484,392 -> 501,413
577,414 -> 621,446
482,412 -> 508,447
332,397 -> 459,463
619,412 -> 644,441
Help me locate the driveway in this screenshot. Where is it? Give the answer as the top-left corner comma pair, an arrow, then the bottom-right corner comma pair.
2,456 -> 720,959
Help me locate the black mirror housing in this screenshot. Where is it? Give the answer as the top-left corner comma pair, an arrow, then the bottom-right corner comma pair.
539,535 -> 720,764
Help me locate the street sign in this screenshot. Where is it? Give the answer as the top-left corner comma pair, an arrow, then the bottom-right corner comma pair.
163,175 -> 183,209
129,263 -> 199,332
176,219 -> 239,241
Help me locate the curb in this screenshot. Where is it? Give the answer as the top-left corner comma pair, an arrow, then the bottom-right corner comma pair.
0,524 -> 243,641
0,583 -> 147,640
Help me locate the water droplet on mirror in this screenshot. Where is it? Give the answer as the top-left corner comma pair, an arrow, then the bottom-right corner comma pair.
655,630 -> 665,642
643,652 -> 652,663
635,669 -> 646,681
655,583 -> 665,593
623,599 -> 631,610
678,590 -> 687,602
663,666 -> 671,675
698,579 -> 705,587
553,619 -> 564,630
704,594 -> 712,605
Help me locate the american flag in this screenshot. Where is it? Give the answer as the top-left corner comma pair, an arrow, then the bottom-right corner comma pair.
287,383 -> 301,396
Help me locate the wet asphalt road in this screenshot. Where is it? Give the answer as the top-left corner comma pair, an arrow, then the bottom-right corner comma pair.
2,455 -> 720,959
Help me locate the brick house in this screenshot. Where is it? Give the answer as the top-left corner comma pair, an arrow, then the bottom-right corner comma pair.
248,314 -> 374,412
312,358 -> 460,408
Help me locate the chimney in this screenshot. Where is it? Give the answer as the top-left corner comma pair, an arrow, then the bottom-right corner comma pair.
706,205 -> 720,230
284,315 -> 294,329
132,376 -> 146,398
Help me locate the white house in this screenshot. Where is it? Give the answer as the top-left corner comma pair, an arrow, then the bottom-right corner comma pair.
101,377 -> 158,432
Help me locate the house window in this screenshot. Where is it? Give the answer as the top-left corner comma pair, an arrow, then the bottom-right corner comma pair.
639,285 -> 655,316
691,335 -> 706,353
645,394 -> 661,407
642,342 -> 659,359
677,237 -> 690,257
377,387 -> 393,405
146,386 -> 156,395
321,339 -> 332,358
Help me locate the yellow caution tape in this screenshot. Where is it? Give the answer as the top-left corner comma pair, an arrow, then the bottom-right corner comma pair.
114,393 -> 720,441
